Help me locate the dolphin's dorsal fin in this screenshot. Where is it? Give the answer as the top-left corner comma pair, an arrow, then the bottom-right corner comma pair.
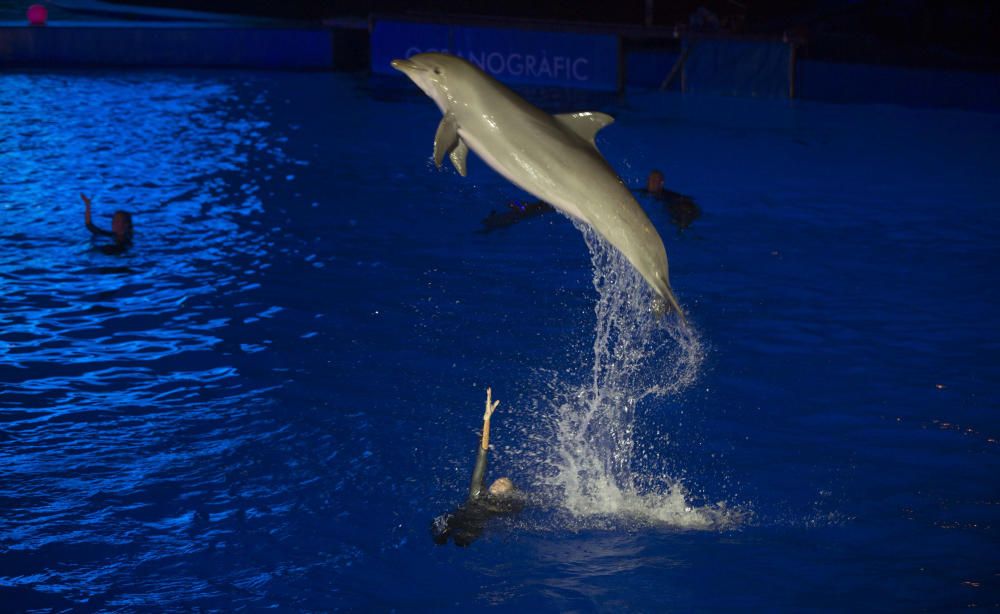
555,112 -> 615,147
434,113 -> 459,169
450,139 -> 469,177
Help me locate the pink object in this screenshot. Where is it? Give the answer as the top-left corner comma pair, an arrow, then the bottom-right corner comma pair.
27,4 -> 48,26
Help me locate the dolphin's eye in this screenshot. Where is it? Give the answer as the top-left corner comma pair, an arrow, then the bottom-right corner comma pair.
433,68 -> 442,75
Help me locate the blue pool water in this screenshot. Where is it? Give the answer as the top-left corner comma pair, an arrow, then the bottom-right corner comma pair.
1,70 -> 998,610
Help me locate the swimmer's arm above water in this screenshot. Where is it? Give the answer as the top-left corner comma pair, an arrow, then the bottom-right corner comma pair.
481,387 -> 499,451
469,387 -> 500,499
82,193 -> 114,237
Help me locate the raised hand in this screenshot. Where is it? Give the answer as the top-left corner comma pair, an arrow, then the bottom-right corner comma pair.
480,387 -> 500,451
484,387 -> 499,421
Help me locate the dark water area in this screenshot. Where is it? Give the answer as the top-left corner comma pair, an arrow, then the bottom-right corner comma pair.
1,70 -> 998,610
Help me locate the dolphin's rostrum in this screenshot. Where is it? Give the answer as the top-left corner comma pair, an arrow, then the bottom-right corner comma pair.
391,52 -> 685,321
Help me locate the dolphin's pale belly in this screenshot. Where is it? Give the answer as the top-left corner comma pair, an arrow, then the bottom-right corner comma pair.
458,126 -> 626,226
457,129 -> 586,223
462,122 -> 657,246
460,121 -> 675,309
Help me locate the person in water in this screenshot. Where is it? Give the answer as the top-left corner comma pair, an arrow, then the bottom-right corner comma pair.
83,193 -> 133,254
642,169 -> 701,231
432,388 -> 524,546
480,200 -> 553,233
482,169 -> 698,233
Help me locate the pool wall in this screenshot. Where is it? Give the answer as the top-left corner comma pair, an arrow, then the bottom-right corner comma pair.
0,21 -> 367,69
1,16 -> 997,112
626,48 -> 1000,111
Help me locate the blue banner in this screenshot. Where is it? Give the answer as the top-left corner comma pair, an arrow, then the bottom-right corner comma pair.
372,20 -> 620,91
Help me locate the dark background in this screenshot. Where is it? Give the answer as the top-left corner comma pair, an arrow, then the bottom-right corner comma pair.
119,0 -> 1000,69
1,1 -> 997,69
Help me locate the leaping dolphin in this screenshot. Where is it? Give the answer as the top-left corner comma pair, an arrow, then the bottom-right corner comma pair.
392,52 -> 684,321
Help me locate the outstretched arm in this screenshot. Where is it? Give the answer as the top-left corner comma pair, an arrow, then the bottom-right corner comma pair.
481,387 -> 498,450
82,193 -> 113,237
469,387 -> 500,499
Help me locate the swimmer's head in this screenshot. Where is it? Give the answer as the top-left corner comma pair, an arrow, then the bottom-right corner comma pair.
488,477 -> 516,497
111,211 -> 133,242
647,170 -> 665,195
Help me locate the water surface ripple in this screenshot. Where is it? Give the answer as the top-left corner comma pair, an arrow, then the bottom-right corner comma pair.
1,72 -> 998,610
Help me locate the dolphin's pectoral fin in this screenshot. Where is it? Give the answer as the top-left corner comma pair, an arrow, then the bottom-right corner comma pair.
554,112 -> 615,147
449,139 -> 469,177
433,113 -> 459,169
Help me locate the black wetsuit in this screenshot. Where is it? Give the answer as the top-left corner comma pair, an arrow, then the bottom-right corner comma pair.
480,201 -> 553,233
431,444 -> 523,547
637,188 -> 701,231
87,221 -> 131,255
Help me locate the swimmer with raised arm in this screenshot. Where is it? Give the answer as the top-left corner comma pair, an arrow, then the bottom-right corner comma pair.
83,193 -> 133,255
432,388 -> 523,546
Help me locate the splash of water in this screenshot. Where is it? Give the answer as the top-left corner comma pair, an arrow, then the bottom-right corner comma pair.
542,226 -> 738,530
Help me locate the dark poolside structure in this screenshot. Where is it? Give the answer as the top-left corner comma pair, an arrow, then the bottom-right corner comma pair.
1,0 -> 998,109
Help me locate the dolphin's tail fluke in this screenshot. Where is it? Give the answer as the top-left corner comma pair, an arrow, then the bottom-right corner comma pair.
653,287 -> 687,328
